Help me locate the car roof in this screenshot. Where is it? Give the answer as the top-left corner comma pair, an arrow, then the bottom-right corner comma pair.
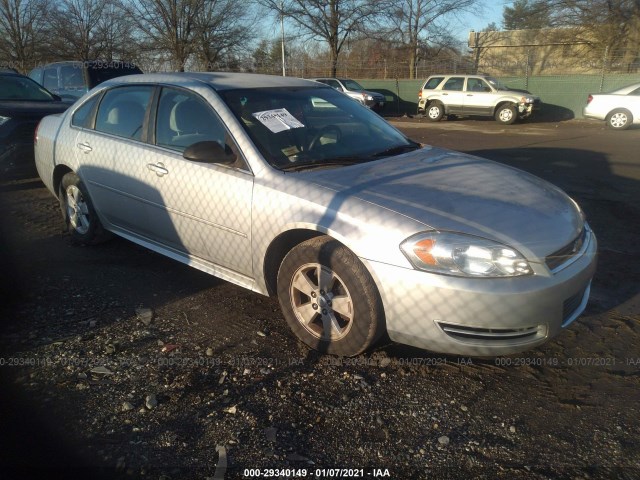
611,82 -> 640,94
427,74 -> 491,78
0,71 -> 27,78
103,72 -> 322,91
35,60 -> 135,67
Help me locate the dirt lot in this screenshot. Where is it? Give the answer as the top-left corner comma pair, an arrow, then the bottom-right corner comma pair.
0,118 -> 638,480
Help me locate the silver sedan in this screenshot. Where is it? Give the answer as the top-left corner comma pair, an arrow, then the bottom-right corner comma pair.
35,73 -> 597,357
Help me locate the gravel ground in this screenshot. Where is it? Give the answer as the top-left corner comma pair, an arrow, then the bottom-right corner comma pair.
0,119 -> 639,480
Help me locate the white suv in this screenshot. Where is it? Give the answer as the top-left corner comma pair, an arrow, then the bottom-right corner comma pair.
417,74 -> 540,124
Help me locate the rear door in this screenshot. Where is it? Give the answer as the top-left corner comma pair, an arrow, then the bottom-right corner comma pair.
439,77 -> 466,114
74,85 -> 156,235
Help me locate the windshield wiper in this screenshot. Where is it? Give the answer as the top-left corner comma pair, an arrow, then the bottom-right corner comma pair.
369,143 -> 421,159
279,157 -> 362,172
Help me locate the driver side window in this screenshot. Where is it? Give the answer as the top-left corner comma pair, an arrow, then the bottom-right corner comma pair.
154,88 -> 246,169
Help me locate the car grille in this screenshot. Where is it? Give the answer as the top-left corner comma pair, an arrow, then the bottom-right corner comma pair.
437,323 -> 541,342
546,228 -> 587,272
562,285 -> 588,325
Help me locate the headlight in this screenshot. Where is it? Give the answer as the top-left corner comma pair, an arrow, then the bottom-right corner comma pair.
366,95 -> 374,101
520,96 -> 534,103
400,232 -> 533,277
0,116 -> 10,126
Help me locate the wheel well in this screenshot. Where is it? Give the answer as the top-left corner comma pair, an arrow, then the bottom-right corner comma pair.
263,229 -> 324,296
52,165 -> 73,198
494,101 -> 515,114
607,108 -> 632,118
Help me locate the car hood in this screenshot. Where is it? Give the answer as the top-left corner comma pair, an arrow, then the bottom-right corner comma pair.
0,101 -> 71,117
300,147 -> 583,260
364,90 -> 385,100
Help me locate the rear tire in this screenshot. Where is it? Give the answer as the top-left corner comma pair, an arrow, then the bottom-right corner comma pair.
59,172 -> 110,245
426,102 -> 444,122
277,236 -> 386,356
606,109 -> 632,130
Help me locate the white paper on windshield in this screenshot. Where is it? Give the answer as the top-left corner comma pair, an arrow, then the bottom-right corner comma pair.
252,108 -> 305,133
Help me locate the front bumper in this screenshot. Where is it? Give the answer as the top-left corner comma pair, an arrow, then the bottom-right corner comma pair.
518,102 -> 538,117
364,229 -> 597,356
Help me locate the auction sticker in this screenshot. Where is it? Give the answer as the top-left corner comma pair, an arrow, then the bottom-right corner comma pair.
252,108 -> 305,133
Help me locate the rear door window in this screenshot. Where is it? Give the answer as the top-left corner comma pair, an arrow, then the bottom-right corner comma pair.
442,77 -> 465,91
95,86 -> 153,141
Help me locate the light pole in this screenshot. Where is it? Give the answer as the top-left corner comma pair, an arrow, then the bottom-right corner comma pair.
281,0 -> 286,76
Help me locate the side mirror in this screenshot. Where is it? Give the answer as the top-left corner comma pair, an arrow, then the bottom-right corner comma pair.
183,141 -> 236,165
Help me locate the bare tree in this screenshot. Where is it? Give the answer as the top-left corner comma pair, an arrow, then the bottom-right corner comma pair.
380,0 -> 478,79
195,0 -> 254,71
551,0 -> 640,70
260,0 -> 382,77
129,0 -> 205,71
48,0 -> 108,61
98,0 -> 138,62
0,0 -> 49,70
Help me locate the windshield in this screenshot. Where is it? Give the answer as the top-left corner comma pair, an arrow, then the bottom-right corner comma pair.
0,74 -> 55,101
219,86 -> 419,171
485,77 -> 509,91
342,79 -> 365,91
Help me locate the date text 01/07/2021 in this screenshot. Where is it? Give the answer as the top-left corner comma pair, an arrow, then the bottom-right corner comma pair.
242,468 -> 392,478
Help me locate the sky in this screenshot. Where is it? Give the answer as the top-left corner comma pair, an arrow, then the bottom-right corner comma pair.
260,0 -> 509,50
454,0 -> 506,35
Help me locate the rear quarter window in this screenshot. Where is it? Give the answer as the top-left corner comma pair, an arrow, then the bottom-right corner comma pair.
423,77 -> 444,90
71,94 -> 101,129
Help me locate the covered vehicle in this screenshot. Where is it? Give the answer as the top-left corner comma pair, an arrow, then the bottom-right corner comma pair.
29,61 -> 142,101
34,72 -> 596,357
583,83 -> 640,130
0,71 -> 70,176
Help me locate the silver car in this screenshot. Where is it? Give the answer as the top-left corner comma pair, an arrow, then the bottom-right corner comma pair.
34,73 -> 597,357
583,82 -> 640,130
310,77 -> 385,111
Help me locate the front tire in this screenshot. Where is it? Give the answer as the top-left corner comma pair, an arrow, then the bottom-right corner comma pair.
495,104 -> 517,124
59,172 -> 109,245
277,236 -> 386,356
606,109 -> 632,130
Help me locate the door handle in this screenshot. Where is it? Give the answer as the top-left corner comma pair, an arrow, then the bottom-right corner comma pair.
77,142 -> 92,153
147,162 -> 169,177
